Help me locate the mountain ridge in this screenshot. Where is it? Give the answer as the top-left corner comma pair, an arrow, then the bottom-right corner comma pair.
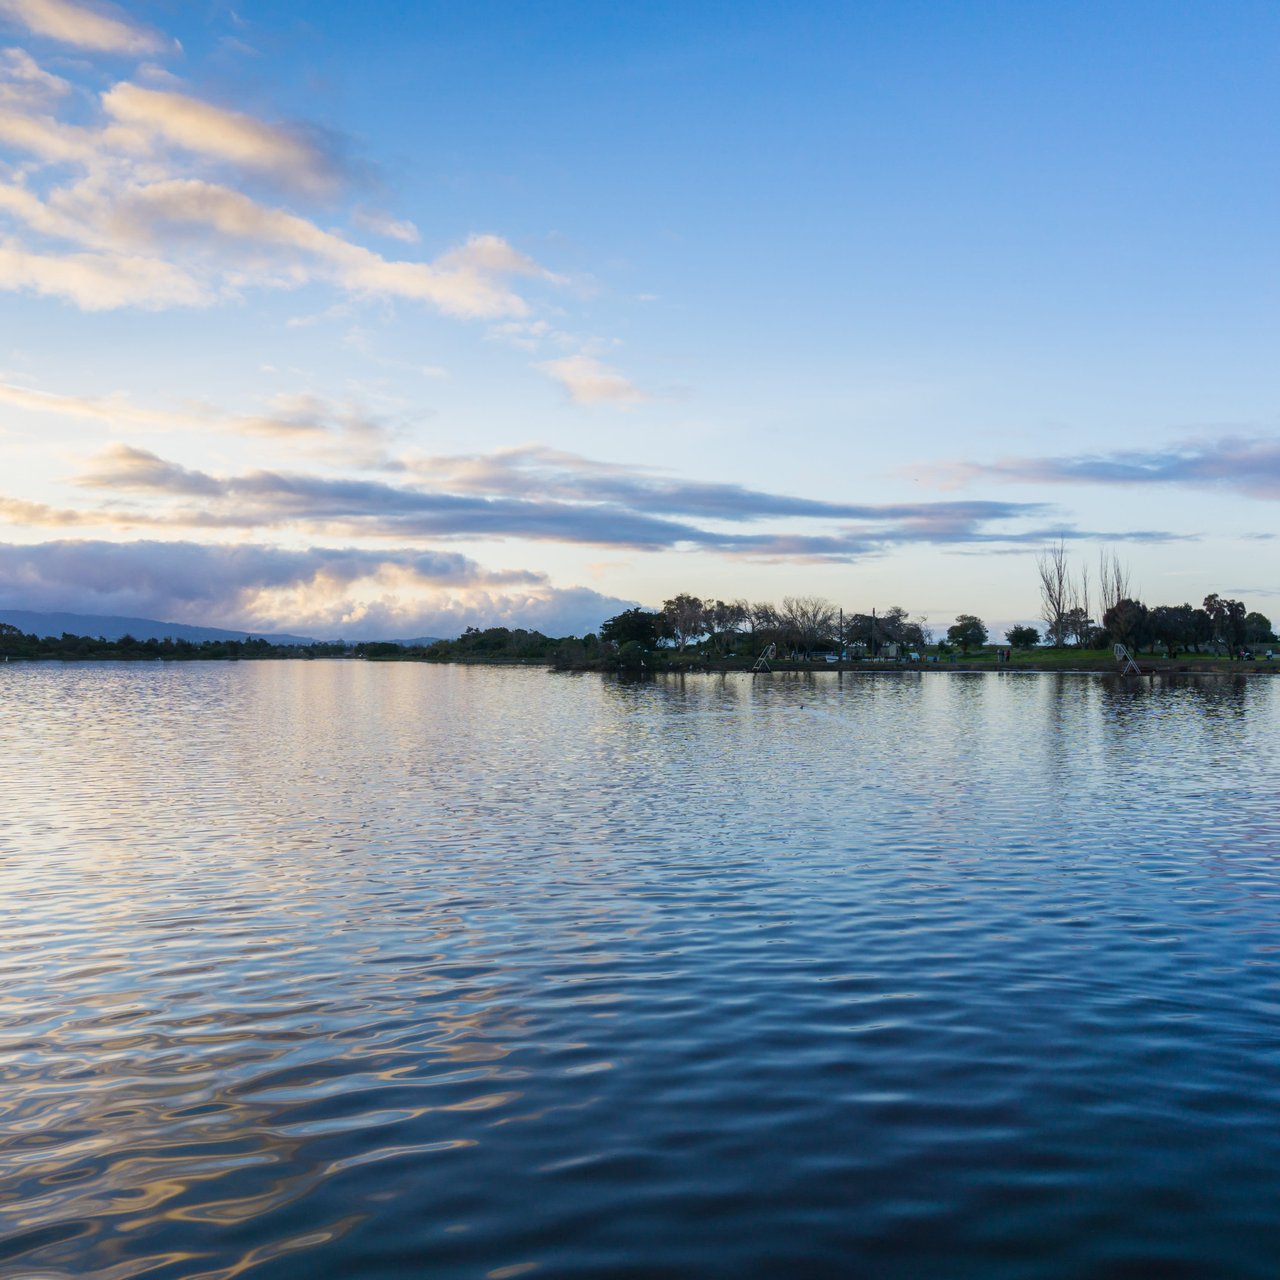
0,609 -> 322,646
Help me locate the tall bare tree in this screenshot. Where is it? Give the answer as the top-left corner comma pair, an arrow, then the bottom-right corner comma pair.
1037,541 -> 1071,647
1071,562 -> 1092,646
1098,548 -> 1131,618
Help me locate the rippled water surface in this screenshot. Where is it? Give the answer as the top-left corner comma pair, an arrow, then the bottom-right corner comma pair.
3,663 -> 1280,1278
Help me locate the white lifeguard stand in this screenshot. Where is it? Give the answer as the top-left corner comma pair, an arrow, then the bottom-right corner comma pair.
751,642 -> 776,673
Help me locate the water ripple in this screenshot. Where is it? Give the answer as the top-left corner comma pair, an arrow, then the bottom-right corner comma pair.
3,665 -> 1280,1277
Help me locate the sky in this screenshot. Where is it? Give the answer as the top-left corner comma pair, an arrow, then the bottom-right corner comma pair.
0,0 -> 1276,640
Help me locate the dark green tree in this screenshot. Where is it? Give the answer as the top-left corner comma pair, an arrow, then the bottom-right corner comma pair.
1103,598 -> 1151,651
1203,594 -> 1247,650
1150,603 -> 1195,658
947,614 -> 988,653
1005,625 -> 1039,649
600,608 -> 661,648
1244,612 -> 1274,646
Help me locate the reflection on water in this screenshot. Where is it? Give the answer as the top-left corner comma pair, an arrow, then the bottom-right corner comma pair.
3,664 -> 1280,1278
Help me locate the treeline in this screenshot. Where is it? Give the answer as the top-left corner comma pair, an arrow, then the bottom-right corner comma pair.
383,627 -> 605,665
598,579 -> 1276,667
600,595 -> 972,659
0,623 -> 349,661
1036,546 -> 1274,657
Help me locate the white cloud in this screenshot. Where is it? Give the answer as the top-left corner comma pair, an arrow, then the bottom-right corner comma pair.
0,375 -> 395,465
0,173 -> 548,315
0,236 -> 206,308
538,353 -> 647,407
352,207 -> 420,243
0,45 -> 68,106
0,0 -> 168,56
0,51 -> 558,318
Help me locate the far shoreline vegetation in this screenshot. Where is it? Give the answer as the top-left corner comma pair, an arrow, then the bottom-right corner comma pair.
2,549 -> 1276,675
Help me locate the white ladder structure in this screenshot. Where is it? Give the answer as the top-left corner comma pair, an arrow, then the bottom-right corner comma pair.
1114,643 -> 1142,675
751,642 -> 776,673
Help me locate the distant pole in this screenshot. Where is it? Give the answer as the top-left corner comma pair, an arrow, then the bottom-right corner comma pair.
839,608 -> 843,661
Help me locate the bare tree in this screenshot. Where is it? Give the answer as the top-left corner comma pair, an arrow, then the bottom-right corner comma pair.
750,601 -> 778,638
780,595 -> 837,658
1073,562 -> 1092,646
1037,541 -> 1071,647
1098,548 -> 1131,618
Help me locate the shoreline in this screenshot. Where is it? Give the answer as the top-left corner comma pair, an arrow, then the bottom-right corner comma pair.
4,654 -> 1277,677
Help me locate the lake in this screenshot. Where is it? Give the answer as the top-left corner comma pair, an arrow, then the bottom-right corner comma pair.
2,662 -> 1279,1278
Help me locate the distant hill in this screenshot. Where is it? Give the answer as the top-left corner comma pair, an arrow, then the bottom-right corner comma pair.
393,635 -> 446,647
0,609 -> 320,646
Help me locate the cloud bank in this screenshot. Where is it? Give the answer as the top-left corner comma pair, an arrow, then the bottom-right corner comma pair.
0,433 -> 1172,558
0,538 -> 635,638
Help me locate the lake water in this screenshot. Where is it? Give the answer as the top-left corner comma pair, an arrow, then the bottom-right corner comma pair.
3,663 -> 1280,1278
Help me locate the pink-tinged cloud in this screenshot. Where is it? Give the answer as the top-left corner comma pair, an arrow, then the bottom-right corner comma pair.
0,0 -> 168,55
102,83 -> 340,194
930,437 -> 1280,502
0,539 -> 635,638
43,441 -> 1179,557
538,353 -> 646,406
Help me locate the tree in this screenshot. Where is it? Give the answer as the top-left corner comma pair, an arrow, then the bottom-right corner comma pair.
1006,625 -> 1039,649
706,598 -> 748,655
1103,598 -> 1150,651
1098,548 -> 1131,619
879,605 -> 910,645
1189,607 -> 1213,652
749,601 -> 779,640
1203,594 -> 1247,651
1244,612 -> 1274,646
1150,603 -> 1195,658
1037,541 -> 1071,646
660,594 -> 706,651
600,608 -> 660,648
842,612 -> 876,654
780,595 -> 836,658
947,614 -> 988,653
1075,562 -> 1092,645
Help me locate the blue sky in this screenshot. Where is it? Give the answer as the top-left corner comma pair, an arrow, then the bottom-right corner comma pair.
0,0 -> 1276,638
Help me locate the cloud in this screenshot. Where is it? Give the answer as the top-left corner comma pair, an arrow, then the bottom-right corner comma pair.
0,495 -> 110,525
78,443 -> 222,494
1,173 -> 546,315
931,436 -> 1280,502
0,376 -> 393,463
0,236 -> 207,308
352,207 -> 421,243
0,0 -> 167,55
0,538 -> 633,638
51,440 -> 1175,558
0,50 -> 555,316
538,353 -> 647,406
0,375 -> 174,425
411,444 -> 1039,523
0,45 -> 69,107
102,83 -> 339,194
